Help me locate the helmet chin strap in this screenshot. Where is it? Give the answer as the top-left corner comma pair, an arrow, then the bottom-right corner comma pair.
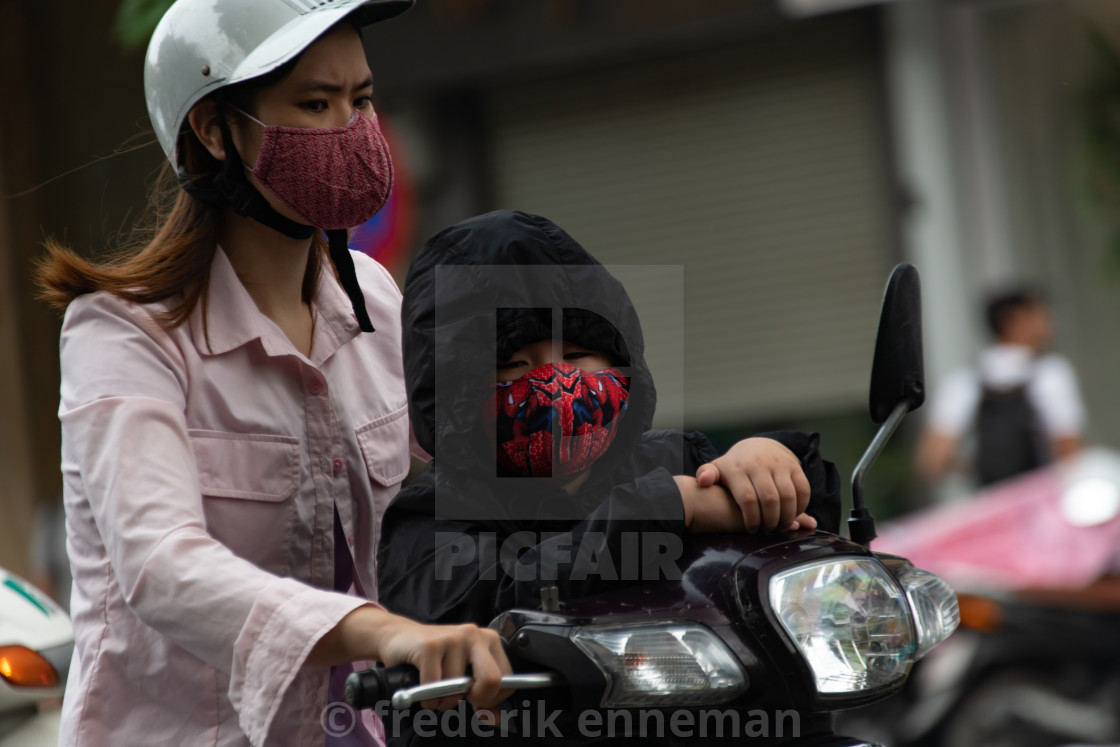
327,228 -> 374,333
182,101 -> 315,240
181,101 -> 374,333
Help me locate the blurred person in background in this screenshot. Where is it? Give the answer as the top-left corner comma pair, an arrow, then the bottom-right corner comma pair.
916,285 -> 1085,490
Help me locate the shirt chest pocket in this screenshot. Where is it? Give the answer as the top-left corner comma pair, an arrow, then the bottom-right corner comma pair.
356,407 -> 411,487
189,430 -> 300,573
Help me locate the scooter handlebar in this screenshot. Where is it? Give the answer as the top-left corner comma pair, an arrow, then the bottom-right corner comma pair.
344,664 -> 420,710
345,666 -> 563,710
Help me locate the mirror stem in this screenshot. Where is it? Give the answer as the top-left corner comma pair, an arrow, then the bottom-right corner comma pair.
850,400 -> 911,546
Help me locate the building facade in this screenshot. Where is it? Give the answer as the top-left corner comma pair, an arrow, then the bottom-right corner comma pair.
3,0 -> 1119,572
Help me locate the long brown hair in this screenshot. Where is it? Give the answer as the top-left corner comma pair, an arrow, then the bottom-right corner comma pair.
35,76 -> 325,330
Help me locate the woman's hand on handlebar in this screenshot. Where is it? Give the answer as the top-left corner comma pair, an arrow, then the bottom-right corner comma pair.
308,606 -> 513,711
374,612 -> 513,712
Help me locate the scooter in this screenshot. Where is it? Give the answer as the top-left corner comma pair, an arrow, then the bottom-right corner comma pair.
346,263 -> 960,744
840,450 -> 1120,746
0,568 -> 72,747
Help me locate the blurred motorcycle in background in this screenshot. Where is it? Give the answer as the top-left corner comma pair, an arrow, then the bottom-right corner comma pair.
0,567 -> 72,747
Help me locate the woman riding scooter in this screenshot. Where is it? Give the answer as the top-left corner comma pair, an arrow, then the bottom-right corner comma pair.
35,1 -> 510,744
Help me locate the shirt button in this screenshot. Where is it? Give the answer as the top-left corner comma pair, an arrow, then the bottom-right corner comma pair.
332,458 -> 344,475
347,532 -> 355,547
308,379 -> 323,395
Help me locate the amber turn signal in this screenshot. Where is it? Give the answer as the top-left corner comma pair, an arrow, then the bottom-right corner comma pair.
0,645 -> 60,688
955,593 -> 1003,634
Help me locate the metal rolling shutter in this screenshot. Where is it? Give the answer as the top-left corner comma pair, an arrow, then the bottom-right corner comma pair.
489,16 -> 894,428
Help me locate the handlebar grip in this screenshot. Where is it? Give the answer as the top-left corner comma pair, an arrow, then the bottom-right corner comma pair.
345,665 -> 420,710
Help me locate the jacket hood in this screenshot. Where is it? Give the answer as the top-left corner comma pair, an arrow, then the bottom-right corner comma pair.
401,210 -> 657,478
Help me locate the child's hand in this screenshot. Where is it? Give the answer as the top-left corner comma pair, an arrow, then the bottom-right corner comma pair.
694,437 -> 813,533
675,476 -> 747,532
674,475 -> 817,534
672,477 -> 815,535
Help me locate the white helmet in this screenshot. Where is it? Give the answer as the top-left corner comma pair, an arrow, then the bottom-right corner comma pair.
144,0 -> 412,173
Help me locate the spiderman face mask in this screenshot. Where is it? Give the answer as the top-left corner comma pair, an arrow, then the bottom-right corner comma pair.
484,363 -> 630,478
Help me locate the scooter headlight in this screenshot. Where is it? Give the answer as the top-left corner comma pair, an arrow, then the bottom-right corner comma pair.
769,557 -> 914,696
570,621 -> 748,707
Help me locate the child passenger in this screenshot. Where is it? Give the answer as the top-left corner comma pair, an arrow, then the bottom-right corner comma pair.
377,210 -> 840,628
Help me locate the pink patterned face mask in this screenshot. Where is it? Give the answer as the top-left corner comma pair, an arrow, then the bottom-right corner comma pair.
239,109 -> 394,230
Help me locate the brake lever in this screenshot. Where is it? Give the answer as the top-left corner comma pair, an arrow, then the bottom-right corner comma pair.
390,672 -> 564,709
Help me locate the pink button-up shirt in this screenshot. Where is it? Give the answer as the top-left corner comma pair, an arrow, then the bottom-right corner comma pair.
58,248 -> 420,746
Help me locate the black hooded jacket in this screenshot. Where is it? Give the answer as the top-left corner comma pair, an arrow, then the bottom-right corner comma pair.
377,210 -> 841,627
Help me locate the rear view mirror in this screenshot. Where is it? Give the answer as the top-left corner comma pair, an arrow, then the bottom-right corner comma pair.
850,263 -> 926,545
869,263 -> 925,424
